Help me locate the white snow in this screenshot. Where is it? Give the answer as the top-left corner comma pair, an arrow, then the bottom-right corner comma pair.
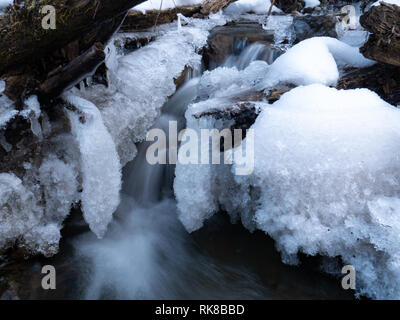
304,0 -> 320,8
0,155 -> 79,256
372,0 -> 400,6
262,37 -> 375,88
133,0 -> 203,13
224,0 -> 281,15
175,83 -> 400,299
65,94 -> 122,239
77,14 -> 228,166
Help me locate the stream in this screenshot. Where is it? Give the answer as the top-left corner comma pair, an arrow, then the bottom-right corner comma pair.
0,26 -> 354,300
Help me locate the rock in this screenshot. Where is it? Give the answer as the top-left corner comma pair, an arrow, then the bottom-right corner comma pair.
360,2 -> 400,67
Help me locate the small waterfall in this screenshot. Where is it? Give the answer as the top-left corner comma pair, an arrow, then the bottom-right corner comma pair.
223,40 -> 278,70
71,66 -> 267,299
123,77 -> 200,205
24,32 -> 351,300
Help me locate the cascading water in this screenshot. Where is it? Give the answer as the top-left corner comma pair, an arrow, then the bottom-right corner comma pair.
71,60 -> 269,299
14,37 -> 352,300
223,40 -> 279,70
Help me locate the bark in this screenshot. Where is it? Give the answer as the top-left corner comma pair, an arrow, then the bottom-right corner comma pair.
360,2 -> 400,67
0,0 -> 144,74
200,0 -> 237,15
275,0 -> 305,13
337,63 -> 400,106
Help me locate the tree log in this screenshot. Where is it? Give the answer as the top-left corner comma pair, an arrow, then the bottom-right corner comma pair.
39,42 -> 106,100
0,0 -> 144,74
337,63 -> 400,106
360,2 -> 400,67
121,5 -> 202,31
200,0 -> 237,15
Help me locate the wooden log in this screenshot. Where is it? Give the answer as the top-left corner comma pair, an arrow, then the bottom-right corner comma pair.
39,42 -> 106,100
337,63 -> 400,105
0,0 -> 145,74
360,2 -> 400,67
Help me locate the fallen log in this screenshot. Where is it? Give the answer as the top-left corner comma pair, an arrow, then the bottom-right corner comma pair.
0,0 -> 144,74
39,42 -> 106,100
360,2 -> 400,67
120,5 -> 202,31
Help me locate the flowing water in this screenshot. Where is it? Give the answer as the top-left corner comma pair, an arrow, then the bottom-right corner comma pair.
1,40 -> 353,300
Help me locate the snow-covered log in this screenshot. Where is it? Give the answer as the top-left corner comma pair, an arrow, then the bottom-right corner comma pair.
0,0 -> 144,74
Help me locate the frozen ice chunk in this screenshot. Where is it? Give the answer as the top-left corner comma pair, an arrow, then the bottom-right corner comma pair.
175,84 -> 400,299
65,94 -> 122,238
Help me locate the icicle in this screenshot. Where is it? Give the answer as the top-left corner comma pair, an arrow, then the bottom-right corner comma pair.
177,13 -> 189,31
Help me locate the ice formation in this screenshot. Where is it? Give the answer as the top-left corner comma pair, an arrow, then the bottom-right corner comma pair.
0,0 -> 12,12
77,14 -> 228,166
175,83 -> 400,299
0,14 -> 228,256
174,32 -> 400,298
65,94 -> 122,238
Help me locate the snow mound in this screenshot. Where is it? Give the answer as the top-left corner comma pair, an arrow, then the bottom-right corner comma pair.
225,0 -> 281,15
0,155 -> 78,256
304,0 -> 320,8
175,83 -> 400,299
65,94 -> 122,239
262,37 -> 375,88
